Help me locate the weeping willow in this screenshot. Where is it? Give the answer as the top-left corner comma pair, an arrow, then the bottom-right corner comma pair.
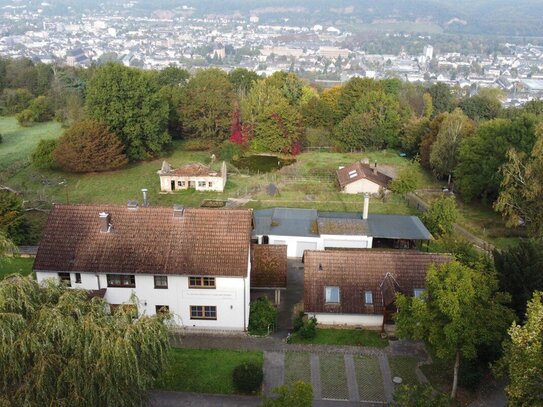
0,275 -> 170,407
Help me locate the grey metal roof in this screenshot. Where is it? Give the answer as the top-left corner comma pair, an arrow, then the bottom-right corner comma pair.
253,208 -> 318,237
367,214 -> 432,240
253,208 -> 432,240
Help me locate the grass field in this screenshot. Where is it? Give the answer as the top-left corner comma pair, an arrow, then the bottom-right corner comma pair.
0,118 -> 519,249
155,348 -> 263,394
288,328 -> 388,347
0,117 -> 63,180
0,257 -> 34,280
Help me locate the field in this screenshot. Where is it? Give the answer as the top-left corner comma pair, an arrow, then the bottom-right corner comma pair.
0,257 -> 34,280
155,348 -> 263,394
288,328 -> 388,347
0,119 -> 520,249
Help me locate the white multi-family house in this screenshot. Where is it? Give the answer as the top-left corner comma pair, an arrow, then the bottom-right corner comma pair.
34,204 -> 252,331
158,161 -> 227,192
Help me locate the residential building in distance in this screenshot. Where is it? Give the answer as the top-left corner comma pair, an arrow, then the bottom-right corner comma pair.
304,250 -> 451,328
158,161 -> 227,192
336,161 -> 393,195
34,204 -> 252,331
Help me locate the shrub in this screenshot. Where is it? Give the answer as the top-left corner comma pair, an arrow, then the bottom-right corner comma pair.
16,108 -> 36,127
292,311 -> 305,332
27,96 -> 53,122
261,381 -> 313,407
0,133 -> 2,143
299,316 -> 317,339
214,140 -> 245,162
390,164 -> 421,196
54,120 -> 128,173
248,296 -> 278,336
31,139 -> 58,169
393,384 -> 449,407
182,138 -> 216,151
0,88 -> 33,115
232,362 -> 263,394
422,196 -> 458,237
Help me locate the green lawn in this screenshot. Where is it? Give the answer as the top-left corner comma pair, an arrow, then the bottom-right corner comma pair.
288,328 -> 388,348
155,348 -> 263,394
0,257 -> 34,280
0,117 -> 63,179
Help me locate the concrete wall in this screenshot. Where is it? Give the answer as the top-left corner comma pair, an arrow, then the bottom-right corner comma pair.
343,179 -> 381,194
160,174 -> 225,192
255,234 -> 373,258
308,312 -> 384,328
36,270 -> 249,331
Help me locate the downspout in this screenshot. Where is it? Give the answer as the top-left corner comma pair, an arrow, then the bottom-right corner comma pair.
243,277 -> 247,331
96,274 -> 101,289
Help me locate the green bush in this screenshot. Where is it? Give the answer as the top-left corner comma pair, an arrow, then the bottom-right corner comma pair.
422,196 -> 458,237
292,311 -> 305,332
393,384 -> 449,407
299,316 -> 317,339
261,381 -> 313,407
248,296 -> 278,336
232,362 -> 263,394
16,108 -> 36,127
215,140 -> 245,162
31,139 -> 58,169
390,164 -> 421,196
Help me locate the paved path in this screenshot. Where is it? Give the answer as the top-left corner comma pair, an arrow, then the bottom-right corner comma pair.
148,391 -> 260,407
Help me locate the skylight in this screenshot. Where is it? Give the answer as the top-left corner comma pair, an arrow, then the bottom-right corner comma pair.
348,170 -> 358,178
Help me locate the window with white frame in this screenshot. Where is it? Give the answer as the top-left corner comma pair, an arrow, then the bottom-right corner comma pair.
208,182 -> 213,187
414,288 -> 424,299
325,286 -> 340,304
178,181 -> 185,187
198,181 -> 206,187
364,290 -> 373,305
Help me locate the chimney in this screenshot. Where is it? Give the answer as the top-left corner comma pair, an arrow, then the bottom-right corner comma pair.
141,188 -> 148,207
173,204 -> 185,218
99,212 -> 111,233
373,161 -> 377,175
363,193 -> 370,220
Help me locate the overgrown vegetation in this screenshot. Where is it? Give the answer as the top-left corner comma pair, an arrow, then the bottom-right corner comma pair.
248,296 -> 278,336
232,362 -> 264,394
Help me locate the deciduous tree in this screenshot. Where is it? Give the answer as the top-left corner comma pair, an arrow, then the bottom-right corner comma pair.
0,275 -> 170,407
53,119 -> 128,173
495,291 -> 543,407
86,63 -> 170,160
395,262 -> 514,399
422,196 -> 458,237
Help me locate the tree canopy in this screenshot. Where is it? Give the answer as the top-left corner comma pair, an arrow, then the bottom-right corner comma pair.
0,275 -> 170,407
395,261 -> 514,398
86,63 -> 170,161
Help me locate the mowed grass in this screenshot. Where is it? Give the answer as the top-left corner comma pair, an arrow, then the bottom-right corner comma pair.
0,257 -> 34,280
0,117 -> 63,176
155,348 -> 263,394
288,328 -> 388,348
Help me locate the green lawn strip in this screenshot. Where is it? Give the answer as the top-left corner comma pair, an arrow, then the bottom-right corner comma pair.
0,257 -> 34,280
319,353 -> 349,400
284,352 -> 311,385
388,356 -> 419,385
155,348 -> 263,394
354,355 -> 386,402
288,328 -> 388,348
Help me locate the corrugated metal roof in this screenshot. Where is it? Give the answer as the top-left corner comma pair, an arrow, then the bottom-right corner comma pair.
367,214 -> 432,240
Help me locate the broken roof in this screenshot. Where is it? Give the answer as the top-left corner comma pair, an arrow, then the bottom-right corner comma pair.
159,161 -> 223,177
34,205 -> 252,277
336,162 -> 392,189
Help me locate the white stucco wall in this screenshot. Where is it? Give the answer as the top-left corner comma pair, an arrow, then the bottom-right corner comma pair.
160,174 -> 226,192
36,270 -> 249,331
343,179 -> 381,194
308,312 -> 384,327
255,234 -> 373,258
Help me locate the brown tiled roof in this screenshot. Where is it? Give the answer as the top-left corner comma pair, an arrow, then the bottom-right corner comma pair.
304,250 -> 451,315
336,162 -> 392,189
251,244 -> 287,288
34,205 -> 252,277
170,163 -> 220,177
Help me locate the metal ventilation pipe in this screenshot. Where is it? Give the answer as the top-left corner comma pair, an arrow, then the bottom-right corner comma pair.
141,188 -> 148,207
363,193 -> 370,220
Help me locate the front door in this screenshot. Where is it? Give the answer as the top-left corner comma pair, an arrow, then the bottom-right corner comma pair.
171,180 -> 175,191
188,181 -> 195,189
